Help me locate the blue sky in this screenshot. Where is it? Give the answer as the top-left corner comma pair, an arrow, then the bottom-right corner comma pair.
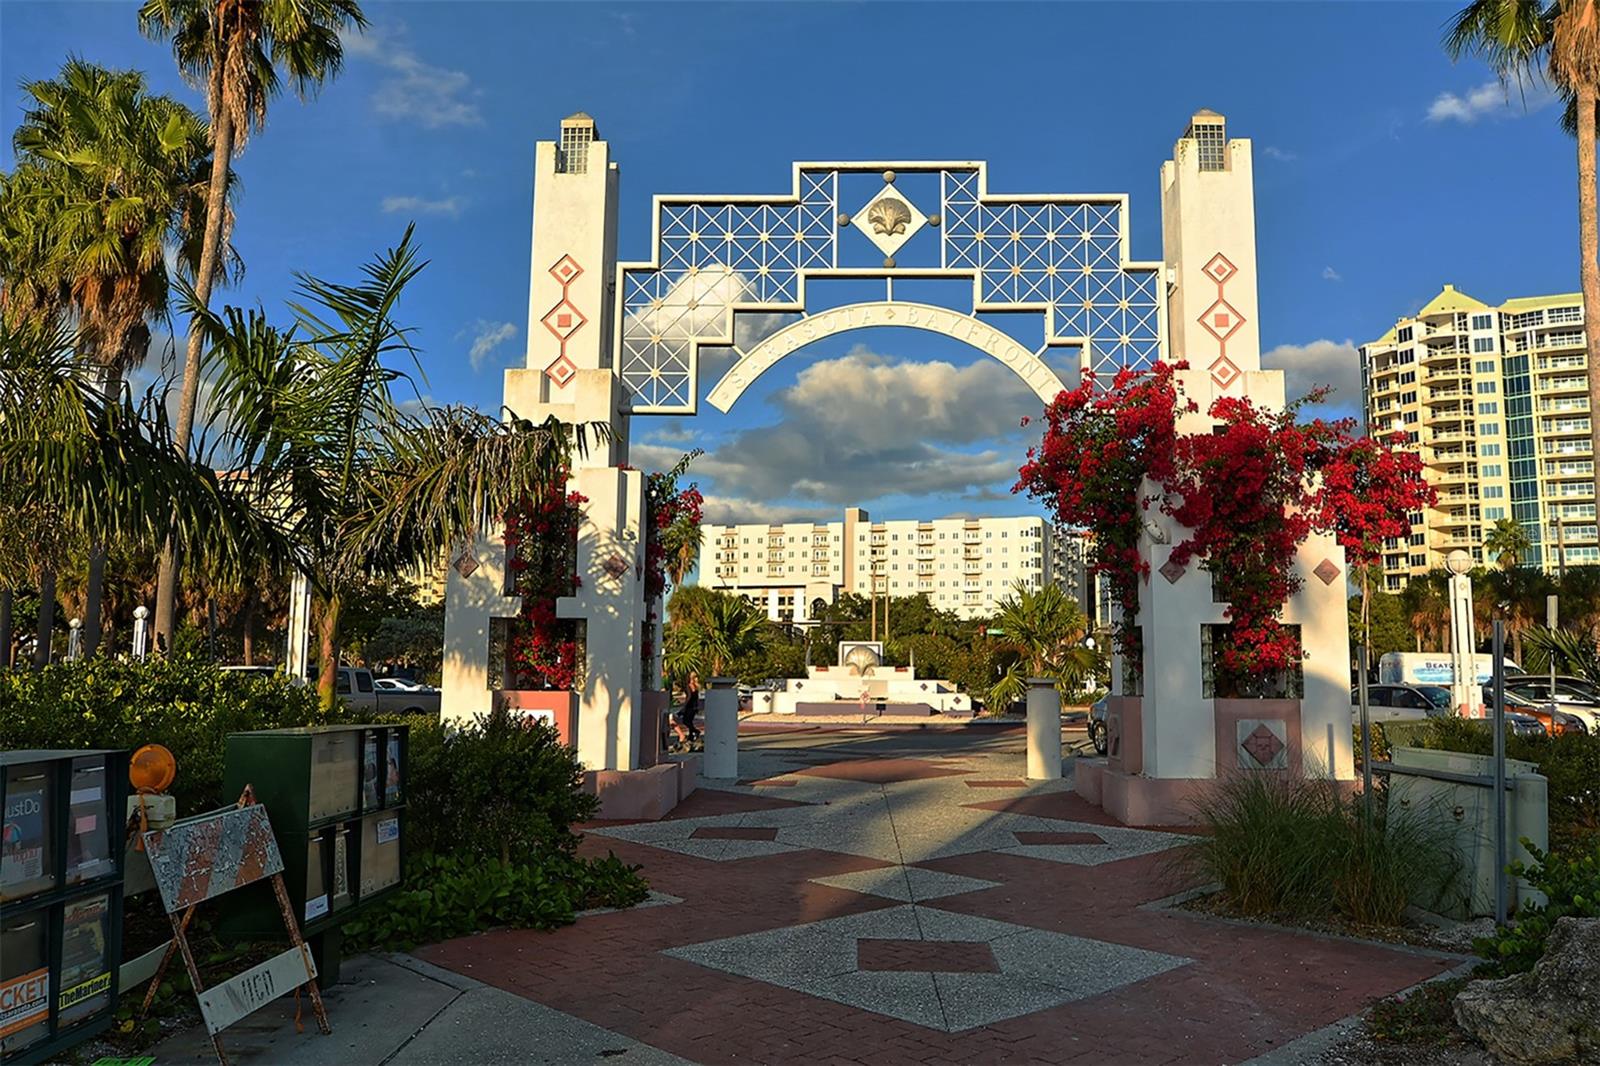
1,1 -> 1579,527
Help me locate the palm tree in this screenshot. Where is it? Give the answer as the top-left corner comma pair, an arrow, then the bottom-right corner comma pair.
986,580 -> 1095,709
1485,516 -> 1535,569
139,0 -> 368,649
197,229 -> 596,708
668,594 -> 765,679
1446,1 -> 1600,515
1486,565 -> 1556,664
1400,570 -> 1451,651
5,60 -> 226,656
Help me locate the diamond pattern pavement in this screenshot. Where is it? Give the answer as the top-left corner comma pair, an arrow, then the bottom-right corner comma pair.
664,903 -> 1192,1032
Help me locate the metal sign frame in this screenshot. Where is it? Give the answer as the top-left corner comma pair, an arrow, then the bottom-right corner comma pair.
138,788 -> 330,1065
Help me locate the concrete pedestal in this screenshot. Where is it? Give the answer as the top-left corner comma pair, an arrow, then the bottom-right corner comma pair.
1026,679 -> 1063,781
703,677 -> 739,779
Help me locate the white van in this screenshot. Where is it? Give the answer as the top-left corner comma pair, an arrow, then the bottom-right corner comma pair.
1376,652 -> 1523,687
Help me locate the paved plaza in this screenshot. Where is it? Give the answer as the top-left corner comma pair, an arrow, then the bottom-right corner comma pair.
412,727 -> 1464,1064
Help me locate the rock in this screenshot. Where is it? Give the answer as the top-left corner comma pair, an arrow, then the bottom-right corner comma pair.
1453,917 -> 1600,1063
1426,916 -> 1497,954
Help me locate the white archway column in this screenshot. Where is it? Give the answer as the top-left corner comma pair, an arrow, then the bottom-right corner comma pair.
1026,678 -> 1063,781
702,676 -> 740,779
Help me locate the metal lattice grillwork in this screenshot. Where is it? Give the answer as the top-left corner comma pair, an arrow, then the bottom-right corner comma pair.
941,171 -> 1162,375
558,120 -> 594,174
616,164 -> 1164,415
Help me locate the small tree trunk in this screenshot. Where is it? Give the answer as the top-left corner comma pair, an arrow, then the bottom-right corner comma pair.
241,588 -> 257,666
155,92 -> 235,650
1581,81 -> 1600,520
0,589 -> 12,668
34,570 -> 56,670
317,592 -> 342,710
84,546 -> 106,658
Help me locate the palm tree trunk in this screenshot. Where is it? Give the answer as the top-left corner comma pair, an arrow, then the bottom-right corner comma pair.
84,547 -> 106,657
0,589 -> 12,668
1582,82 -> 1600,521
154,96 -> 235,649
317,591 -> 342,710
241,587 -> 256,666
34,569 -> 56,669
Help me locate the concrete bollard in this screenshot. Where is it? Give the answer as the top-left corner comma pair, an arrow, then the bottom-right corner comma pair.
1026,678 -> 1063,780
703,676 -> 740,779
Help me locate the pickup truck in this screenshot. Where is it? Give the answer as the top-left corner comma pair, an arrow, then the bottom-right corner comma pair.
332,666 -> 441,716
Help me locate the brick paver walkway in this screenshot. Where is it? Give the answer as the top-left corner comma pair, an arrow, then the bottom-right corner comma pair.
417,729 -> 1458,1064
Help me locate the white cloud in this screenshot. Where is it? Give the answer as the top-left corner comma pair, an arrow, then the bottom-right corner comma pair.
342,24 -> 482,129
1322,266 -> 1342,282
381,195 -> 464,218
460,320 -> 518,371
1262,146 -> 1298,162
1427,79 -> 1556,124
1261,338 -> 1362,415
697,495 -> 837,526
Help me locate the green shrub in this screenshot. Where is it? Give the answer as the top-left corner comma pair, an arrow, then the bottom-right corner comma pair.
342,850 -> 648,951
1474,840 -> 1600,975
1186,774 -> 1460,926
392,709 -> 598,865
1397,717 -> 1600,853
1366,977 -> 1471,1048
0,657 -> 334,813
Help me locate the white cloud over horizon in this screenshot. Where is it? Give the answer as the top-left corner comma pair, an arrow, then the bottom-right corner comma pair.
461,320 -> 518,371
342,24 -> 484,129
1427,79 -> 1557,124
381,194 -> 465,218
1261,338 -> 1363,419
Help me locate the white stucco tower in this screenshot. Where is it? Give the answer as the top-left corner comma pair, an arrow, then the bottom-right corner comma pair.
1086,111 -> 1354,825
442,114 -> 648,775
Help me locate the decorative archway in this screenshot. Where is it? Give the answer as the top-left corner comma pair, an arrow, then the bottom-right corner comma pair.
612,162 -> 1166,415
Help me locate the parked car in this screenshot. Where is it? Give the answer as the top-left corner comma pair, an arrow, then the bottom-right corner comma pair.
1503,676 -> 1600,733
1089,695 -> 1109,755
323,666 -> 442,716
1484,684 -> 1586,736
1349,683 -> 1454,721
374,676 -> 434,693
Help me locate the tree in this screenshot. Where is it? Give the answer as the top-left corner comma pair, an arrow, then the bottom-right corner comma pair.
665,593 -> 765,680
139,0 -> 368,649
1485,516 -> 1535,570
1400,571 -> 1451,651
1350,590 -> 1415,662
1446,0 -> 1600,519
5,60 -> 228,656
985,579 -> 1096,709
198,230 -> 591,708
1485,565 -> 1556,664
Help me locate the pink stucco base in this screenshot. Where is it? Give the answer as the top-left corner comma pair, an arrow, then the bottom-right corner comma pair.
583,759 -> 698,820
493,689 -> 577,747
1106,696 -> 1143,775
638,690 -> 668,768
1076,761 -> 1210,826
1213,698 -> 1302,775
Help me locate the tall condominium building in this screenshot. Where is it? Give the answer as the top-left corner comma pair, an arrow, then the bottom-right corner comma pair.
696,508 -> 1086,622
1360,285 -> 1592,591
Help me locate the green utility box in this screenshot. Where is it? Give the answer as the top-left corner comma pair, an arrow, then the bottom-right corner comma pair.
1,749 -> 128,1065
219,725 -> 407,971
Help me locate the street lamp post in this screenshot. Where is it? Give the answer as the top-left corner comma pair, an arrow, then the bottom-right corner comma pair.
1445,549 -> 1476,717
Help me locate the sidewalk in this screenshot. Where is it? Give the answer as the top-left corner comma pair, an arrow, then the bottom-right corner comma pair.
147,952 -> 691,1066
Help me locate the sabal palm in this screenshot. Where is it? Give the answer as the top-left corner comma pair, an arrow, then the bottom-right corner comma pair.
993,580 -> 1086,676
139,0 -> 367,646
1400,571 -> 1451,651
6,60 -> 222,376
1447,0 -> 1600,514
1484,515 -> 1535,569
197,229 -> 592,707
676,595 -> 765,678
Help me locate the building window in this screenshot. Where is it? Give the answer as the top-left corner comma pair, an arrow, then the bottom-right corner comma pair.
1480,423 -> 1501,435
1484,486 -> 1506,498
1398,327 -> 1414,343
1481,443 -> 1502,456
1188,117 -> 1227,171
1475,360 -> 1496,374
1478,402 -> 1499,414
1482,464 -> 1503,477
1472,313 -> 1494,330
556,118 -> 594,174
1473,337 -> 1497,353
1477,382 -> 1497,394
1485,506 -> 1506,520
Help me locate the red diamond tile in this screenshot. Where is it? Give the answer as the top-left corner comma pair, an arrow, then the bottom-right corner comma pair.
1209,355 -> 1241,389
1199,299 -> 1244,344
550,254 -> 583,283
1314,558 -> 1341,585
1203,253 -> 1237,284
1242,723 -> 1286,767
545,354 -> 577,387
1159,559 -> 1186,584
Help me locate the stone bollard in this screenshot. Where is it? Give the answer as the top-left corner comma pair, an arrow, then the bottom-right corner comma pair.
1026,678 -> 1063,780
703,676 -> 740,779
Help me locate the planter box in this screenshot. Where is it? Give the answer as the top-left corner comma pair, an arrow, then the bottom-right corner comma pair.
492,690 -> 576,747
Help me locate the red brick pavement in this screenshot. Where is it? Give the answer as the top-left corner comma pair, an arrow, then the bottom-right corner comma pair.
419,758 -> 1460,1065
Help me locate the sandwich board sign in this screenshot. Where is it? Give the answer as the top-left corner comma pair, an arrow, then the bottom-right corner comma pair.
139,789 -> 330,1065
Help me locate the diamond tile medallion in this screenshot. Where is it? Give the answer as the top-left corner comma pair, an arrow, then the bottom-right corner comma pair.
1314,557 -> 1342,586
1239,720 -> 1289,770
664,904 -> 1192,1032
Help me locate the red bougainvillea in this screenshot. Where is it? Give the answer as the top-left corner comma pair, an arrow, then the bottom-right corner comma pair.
1018,366 -> 1434,682
504,476 -> 586,690
1015,362 -> 1191,660
641,465 -> 703,674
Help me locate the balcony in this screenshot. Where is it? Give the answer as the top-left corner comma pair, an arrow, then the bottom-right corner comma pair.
1537,354 -> 1587,372
1428,444 -> 1469,463
1538,397 -> 1590,413
1540,376 -> 1588,394
1542,440 -> 1594,456
1429,428 -> 1473,443
1543,418 -> 1593,436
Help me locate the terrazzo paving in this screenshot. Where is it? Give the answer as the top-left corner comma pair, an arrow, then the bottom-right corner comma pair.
418,727 -> 1464,1064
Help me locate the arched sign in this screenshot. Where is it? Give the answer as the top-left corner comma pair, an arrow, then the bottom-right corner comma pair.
706,301 -> 1076,412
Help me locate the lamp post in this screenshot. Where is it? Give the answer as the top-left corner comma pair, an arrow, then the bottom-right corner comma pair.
1445,549 -> 1476,717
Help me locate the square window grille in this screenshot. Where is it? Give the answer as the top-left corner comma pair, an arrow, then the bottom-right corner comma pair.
557,123 -> 593,174
1189,120 -> 1227,171
1201,624 -> 1303,699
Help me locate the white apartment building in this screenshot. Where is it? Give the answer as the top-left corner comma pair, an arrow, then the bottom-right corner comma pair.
1360,286 -> 1593,589
697,508 -> 1085,622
